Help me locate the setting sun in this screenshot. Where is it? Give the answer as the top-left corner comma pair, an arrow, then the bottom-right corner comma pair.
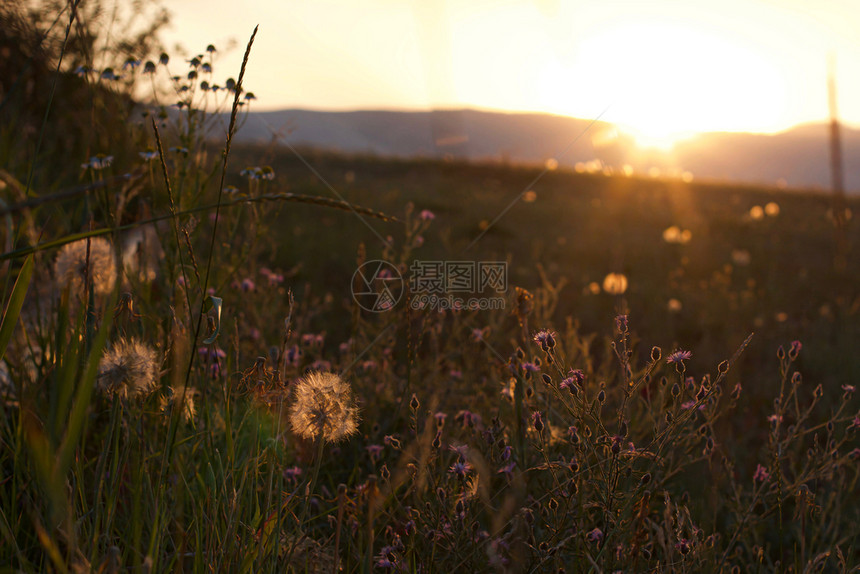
537,20 -> 789,149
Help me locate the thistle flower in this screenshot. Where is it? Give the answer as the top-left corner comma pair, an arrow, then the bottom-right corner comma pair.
666,350 -> 692,364
448,460 -> 473,478
98,338 -> 159,398
289,371 -> 358,443
54,237 -> 117,297
532,329 -> 556,351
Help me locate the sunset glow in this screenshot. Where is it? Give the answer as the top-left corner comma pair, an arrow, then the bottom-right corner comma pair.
163,0 -> 860,143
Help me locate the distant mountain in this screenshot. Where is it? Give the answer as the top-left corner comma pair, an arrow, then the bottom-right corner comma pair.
230,108 -> 860,193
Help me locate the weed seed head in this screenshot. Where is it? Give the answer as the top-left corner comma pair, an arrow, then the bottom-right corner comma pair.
54,237 -> 117,297
98,338 -> 160,398
289,371 -> 359,443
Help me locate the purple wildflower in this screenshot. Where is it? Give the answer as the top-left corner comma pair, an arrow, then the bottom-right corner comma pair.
366,444 -> 384,462
284,466 -> 303,482
789,340 -> 802,359
449,461 -> 473,478
498,461 -> 516,480
753,463 -> 770,483
533,329 -> 556,351
522,362 -> 540,373
667,350 -> 692,364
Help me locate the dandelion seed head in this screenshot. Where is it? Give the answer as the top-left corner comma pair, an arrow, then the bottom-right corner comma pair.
54,237 -> 117,297
98,338 -> 159,398
289,371 -> 359,443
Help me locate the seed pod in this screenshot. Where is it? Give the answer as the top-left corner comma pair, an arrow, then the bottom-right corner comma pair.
651,346 -> 662,362
532,412 -> 544,432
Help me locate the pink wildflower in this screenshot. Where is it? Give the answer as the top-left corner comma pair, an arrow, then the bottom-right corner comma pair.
753,464 -> 770,483
667,350 -> 692,364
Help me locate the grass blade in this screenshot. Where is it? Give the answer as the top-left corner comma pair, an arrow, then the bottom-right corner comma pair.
0,254 -> 34,363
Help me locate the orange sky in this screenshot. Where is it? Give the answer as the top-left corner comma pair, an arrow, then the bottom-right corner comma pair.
160,0 -> 860,147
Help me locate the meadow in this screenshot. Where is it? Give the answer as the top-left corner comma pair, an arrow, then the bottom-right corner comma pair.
2,6 -> 860,572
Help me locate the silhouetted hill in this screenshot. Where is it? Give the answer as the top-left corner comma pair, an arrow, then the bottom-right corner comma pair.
231,108 -> 860,193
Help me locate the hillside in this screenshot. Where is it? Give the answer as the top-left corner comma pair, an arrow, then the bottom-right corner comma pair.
230,108 -> 860,192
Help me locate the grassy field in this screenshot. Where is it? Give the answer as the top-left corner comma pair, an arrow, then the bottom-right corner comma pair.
229,144 -> 860,387
2,12 -> 860,572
